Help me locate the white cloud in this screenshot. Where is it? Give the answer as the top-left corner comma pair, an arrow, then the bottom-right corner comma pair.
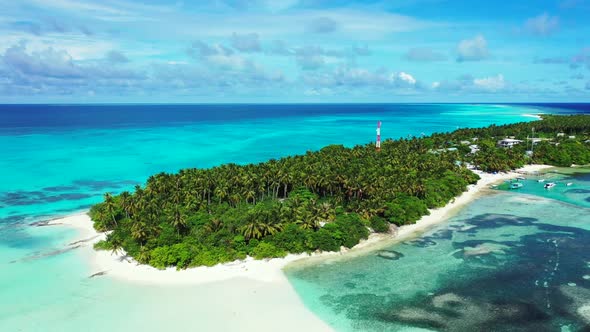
297,56 -> 324,70
335,67 -> 387,86
301,67 -> 420,92
219,0 -> 299,12
264,0 -> 299,12
432,74 -> 509,93
352,44 -> 371,56
394,72 -> 417,85
28,0 -> 127,16
23,0 -> 168,22
188,41 -> 234,57
230,32 -> 261,53
404,47 -> 447,62
207,54 -> 252,70
306,17 -> 338,34
0,31 -> 116,60
266,40 -> 293,55
294,45 -> 345,70
525,13 -> 559,36
162,9 -> 439,40
106,50 -> 129,63
456,35 -> 489,62
304,87 -> 333,96
473,74 -> 505,91
0,43 -> 146,98
187,40 -> 271,73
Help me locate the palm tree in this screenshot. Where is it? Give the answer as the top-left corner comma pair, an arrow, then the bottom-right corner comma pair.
241,219 -> 282,241
108,234 -> 123,255
103,193 -> 117,227
214,186 -> 228,204
203,218 -> 224,234
170,208 -> 187,235
119,191 -> 132,219
241,220 -> 264,241
296,210 -> 319,231
245,189 -> 256,204
131,220 -> 149,246
137,246 -> 151,264
317,202 -> 335,222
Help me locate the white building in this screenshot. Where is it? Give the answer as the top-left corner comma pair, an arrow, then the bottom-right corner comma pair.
497,138 -> 522,148
528,138 -> 543,144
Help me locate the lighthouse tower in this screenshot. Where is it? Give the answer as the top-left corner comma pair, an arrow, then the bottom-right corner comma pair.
376,121 -> 382,151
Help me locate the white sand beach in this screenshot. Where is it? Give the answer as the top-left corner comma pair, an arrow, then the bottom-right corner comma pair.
46,164 -> 552,331
51,164 -> 552,283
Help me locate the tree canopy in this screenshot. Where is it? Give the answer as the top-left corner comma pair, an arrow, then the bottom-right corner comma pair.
90,114 -> 590,269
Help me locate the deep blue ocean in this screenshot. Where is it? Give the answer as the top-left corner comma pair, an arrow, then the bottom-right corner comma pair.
0,103 -> 589,331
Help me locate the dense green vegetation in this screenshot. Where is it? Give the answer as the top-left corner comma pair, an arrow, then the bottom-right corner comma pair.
441,114 -> 590,171
91,115 -> 590,269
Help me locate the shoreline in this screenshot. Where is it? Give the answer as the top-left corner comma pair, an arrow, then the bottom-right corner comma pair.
48,164 -> 553,285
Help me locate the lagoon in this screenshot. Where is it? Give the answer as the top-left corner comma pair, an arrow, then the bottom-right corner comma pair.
0,103 -> 588,331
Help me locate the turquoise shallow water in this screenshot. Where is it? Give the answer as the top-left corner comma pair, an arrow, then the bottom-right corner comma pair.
0,103 -> 584,331
0,104 -> 543,220
286,169 -> 590,331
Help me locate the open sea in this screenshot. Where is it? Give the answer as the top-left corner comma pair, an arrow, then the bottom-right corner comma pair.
0,103 -> 589,331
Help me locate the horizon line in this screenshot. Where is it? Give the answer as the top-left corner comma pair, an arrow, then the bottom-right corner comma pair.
1,102 -> 590,106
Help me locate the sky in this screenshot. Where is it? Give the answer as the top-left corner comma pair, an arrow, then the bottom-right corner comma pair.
0,0 -> 589,103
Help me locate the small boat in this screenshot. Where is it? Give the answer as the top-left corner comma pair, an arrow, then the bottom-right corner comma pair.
516,176 -> 526,180
566,182 -> 573,186
511,183 -> 523,189
544,182 -> 556,189
537,179 -> 546,183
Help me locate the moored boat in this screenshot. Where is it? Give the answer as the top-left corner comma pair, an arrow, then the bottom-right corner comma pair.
544,182 -> 556,189
511,183 -> 523,189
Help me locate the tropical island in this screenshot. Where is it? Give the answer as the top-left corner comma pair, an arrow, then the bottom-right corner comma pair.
89,115 -> 590,269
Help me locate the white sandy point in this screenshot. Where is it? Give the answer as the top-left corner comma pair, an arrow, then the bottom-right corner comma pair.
50,164 -> 553,284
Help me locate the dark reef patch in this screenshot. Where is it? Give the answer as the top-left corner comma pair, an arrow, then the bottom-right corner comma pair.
11,245 -> 81,263
376,250 -> 405,261
1,191 -> 45,206
42,185 -> 79,192
1,190 -> 94,206
404,238 -> 437,248
565,189 -> 590,194
44,193 -> 93,202
72,179 -> 138,190
0,215 -> 25,226
429,228 -> 454,240
290,210 -> 590,331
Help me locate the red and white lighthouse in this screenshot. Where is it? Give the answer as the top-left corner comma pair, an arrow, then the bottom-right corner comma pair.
376,121 -> 382,151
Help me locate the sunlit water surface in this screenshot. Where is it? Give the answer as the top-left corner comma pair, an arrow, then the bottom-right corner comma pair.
0,103 -> 587,331
286,170 -> 590,331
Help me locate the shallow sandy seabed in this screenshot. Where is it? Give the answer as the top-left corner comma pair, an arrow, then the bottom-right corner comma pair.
48,164 -> 552,331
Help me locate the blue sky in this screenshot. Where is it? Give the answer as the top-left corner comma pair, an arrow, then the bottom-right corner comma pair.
0,0 -> 589,103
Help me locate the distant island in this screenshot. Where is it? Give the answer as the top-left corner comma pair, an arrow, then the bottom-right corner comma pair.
90,115 -> 590,269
